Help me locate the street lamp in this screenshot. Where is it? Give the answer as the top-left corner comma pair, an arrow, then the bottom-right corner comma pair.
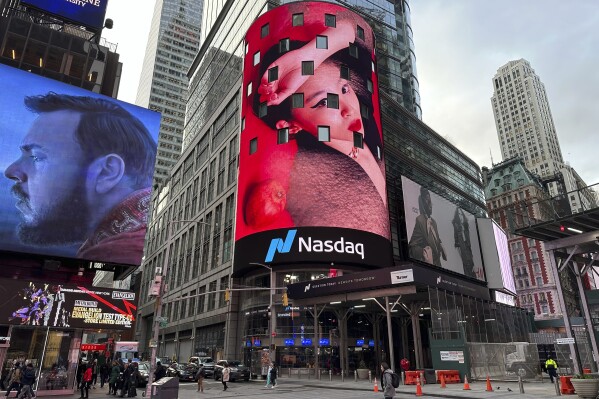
250,262 -> 275,362
145,219 -> 212,398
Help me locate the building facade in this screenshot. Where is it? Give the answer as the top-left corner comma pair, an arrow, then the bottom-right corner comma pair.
135,1 -> 519,374
136,0 -> 203,187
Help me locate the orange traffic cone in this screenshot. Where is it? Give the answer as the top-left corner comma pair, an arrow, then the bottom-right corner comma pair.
374,377 -> 379,392
463,375 -> 471,390
416,376 -> 423,396
486,376 -> 493,392
440,375 -> 446,388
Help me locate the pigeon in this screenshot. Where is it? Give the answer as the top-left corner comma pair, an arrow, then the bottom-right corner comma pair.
507,388 -> 512,392
496,387 -> 500,390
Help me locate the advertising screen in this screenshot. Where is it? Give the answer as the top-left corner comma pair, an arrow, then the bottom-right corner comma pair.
478,218 -> 516,295
0,278 -> 136,330
22,0 -> 109,30
234,2 -> 391,275
402,176 -> 485,281
0,64 -> 160,266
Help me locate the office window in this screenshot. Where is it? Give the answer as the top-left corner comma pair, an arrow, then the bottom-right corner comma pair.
357,25 -> 365,40
353,132 -> 363,149
318,126 -> 330,142
258,102 -> 267,118
316,35 -> 328,49
249,138 -> 258,154
349,43 -> 358,58
261,23 -> 269,38
292,13 -> 304,26
360,103 -> 369,119
268,66 -> 278,82
279,38 -> 290,53
367,79 -> 373,93
340,65 -> 350,80
253,51 -> 260,66
327,93 -> 339,109
291,93 -> 304,108
302,61 -> 314,75
246,82 -> 252,96
277,128 -> 289,144
324,14 -> 336,27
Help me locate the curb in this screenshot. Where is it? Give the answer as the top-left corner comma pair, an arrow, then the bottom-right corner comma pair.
299,384 -> 490,399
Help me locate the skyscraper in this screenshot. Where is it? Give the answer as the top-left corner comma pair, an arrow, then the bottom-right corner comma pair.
137,0 -> 203,186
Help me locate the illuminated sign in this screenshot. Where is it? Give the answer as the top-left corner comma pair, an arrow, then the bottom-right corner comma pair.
301,338 -> 312,346
369,339 -> 375,347
22,0 -> 109,30
253,339 -> 261,347
356,339 -> 365,346
234,2 -> 391,275
402,176 -> 485,281
0,279 -> 136,330
81,343 -> 107,351
319,338 -> 330,346
284,339 -> 294,346
0,64 -> 160,266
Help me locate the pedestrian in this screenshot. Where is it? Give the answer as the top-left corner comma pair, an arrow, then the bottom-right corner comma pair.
154,362 -> 166,383
80,364 -> 92,399
195,364 -> 205,393
4,361 -> 22,398
120,362 -> 133,398
16,364 -> 36,399
76,359 -> 84,390
100,362 -> 109,388
545,356 -> 558,383
127,363 -> 140,397
264,363 -> 272,388
109,361 -> 120,395
91,359 -> 98,389
269,363 -> 277,388
380,362 -> 396,399
221,363 -> 230,391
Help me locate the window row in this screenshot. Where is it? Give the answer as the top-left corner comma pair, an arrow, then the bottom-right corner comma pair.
248,128 -> 365,154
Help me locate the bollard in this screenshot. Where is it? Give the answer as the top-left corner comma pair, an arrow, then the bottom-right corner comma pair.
354,370 -> 358,382
308,368 -> 311,380
288,367 -> 291,378
341,370 -> 345,382
519,376 -> 525,394
329,369 -> 332,381
554,378 -> 561,396
298,368 -> 301,380
318,368 -> 321,380
369,370 -> 372,383
401,371 -> 405,386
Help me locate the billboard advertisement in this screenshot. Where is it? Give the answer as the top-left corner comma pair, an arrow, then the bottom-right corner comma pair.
402,176 -> 485,281
478,218 -> 516,295
234,2 -> 391,275
0,279 -> 136,329
0,64 -> 160,266
21,0 -> 109,30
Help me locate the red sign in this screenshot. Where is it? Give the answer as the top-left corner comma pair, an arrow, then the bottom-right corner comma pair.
81,344 -> 106,351
271,332 -> 277,337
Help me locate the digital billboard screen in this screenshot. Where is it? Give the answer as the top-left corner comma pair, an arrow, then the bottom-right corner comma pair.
478,218 -> 516,295
234,2 -> 391,275
402,176 -> 485,281
22,0 -> 109,30
0,64 -> 160,266
0,278 -> 136,330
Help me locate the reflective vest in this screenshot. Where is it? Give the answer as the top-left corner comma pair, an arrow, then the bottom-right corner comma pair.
545,359 -> 557,369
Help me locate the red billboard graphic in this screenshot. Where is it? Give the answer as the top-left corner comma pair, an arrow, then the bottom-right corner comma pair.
235,2 -> 390,274
81,343 -> 107,351
0,279 -> 137,330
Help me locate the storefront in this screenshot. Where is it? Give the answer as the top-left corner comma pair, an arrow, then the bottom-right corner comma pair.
0,279 -> 137,396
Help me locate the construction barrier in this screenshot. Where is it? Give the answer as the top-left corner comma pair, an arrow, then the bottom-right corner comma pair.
560,376 -> 575,395
583,368 -> 591,375
436,370 -> 460,384
405,371 -> 422,385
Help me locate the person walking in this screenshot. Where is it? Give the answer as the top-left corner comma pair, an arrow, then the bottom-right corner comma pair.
80,364 -> 92,399
91,360 -> 98,389
108,361 -> 121,395
4,361 -> 22,398
16,364 -> 36,399
154,362 -> 166,383
264,363 -> 272,388
195,365 -> 205,393
269,363 -> 277,388
100,362 -> 109,389
76,359 -> 84,390
221,363 -> 230,391
545,356 -> 558,383
126,363 -> 140,398
380,362 -> 396,399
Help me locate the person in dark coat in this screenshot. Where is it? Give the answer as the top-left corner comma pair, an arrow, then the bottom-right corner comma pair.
100,362 -> 109,388
17,363 -> 36,399
4,362 -> 22,398
154,362 -> 166,383
108,361 -> 121,395
269,363 -> 278,388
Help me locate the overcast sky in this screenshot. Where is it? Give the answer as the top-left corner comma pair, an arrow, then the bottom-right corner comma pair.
102,0 -> 599,186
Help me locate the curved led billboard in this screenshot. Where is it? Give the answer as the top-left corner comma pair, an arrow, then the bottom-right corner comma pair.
234,3 -> 391,276
402,176 -> 486,281
0,64 -> 160,266
22,0 -> 109,31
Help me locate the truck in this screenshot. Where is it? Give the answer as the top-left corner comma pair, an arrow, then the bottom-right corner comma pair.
113,341 -> 140,363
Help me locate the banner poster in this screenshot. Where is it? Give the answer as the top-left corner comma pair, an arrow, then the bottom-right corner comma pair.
0,279 -> 136,330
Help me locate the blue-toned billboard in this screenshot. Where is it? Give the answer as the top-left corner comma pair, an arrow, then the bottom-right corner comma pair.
22,0 -> 109,30
0,64 -> 160,266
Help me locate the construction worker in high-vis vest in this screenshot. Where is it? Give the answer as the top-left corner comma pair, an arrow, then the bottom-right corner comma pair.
545,356 -> 558,383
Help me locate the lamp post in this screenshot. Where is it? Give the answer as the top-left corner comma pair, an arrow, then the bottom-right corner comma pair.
145,219 -> 211,398
250,262 -> 275,362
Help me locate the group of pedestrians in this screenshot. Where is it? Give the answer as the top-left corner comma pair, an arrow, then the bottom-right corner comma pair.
3,362 -> 37,399
76,359 -> 140,398
264,362 -> 278,389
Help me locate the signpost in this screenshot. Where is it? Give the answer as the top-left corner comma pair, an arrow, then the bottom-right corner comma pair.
556,338 -> 576,345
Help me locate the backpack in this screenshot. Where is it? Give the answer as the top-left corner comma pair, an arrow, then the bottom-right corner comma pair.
391,372 -> 400,388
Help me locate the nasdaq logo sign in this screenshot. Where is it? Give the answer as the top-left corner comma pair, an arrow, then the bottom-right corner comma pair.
264,230 -> 297,262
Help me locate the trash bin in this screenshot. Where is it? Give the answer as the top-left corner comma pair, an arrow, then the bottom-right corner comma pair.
150,377 -> 179,399
424,369 -> 436,384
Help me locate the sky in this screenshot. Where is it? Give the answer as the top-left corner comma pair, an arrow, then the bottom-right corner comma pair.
102,0 -> 599,186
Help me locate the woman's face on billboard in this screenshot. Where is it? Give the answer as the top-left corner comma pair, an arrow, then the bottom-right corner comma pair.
289,63 -> 364,143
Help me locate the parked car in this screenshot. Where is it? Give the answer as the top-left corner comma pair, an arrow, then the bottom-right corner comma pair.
190,357 -> 215,377
137,362 -> 150,387
213,360 -> 250,382
167,362 -> 199,382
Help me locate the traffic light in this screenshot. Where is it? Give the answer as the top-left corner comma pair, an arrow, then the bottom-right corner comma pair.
282,291 -> 288,307
224,288 -> 230,302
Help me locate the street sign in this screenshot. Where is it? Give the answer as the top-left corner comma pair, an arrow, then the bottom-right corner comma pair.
149,339 -> 157,348
556,338 -> 575,344
159,321 -> 167,328
156,317 -> 168,323
271,332 -> 277,337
